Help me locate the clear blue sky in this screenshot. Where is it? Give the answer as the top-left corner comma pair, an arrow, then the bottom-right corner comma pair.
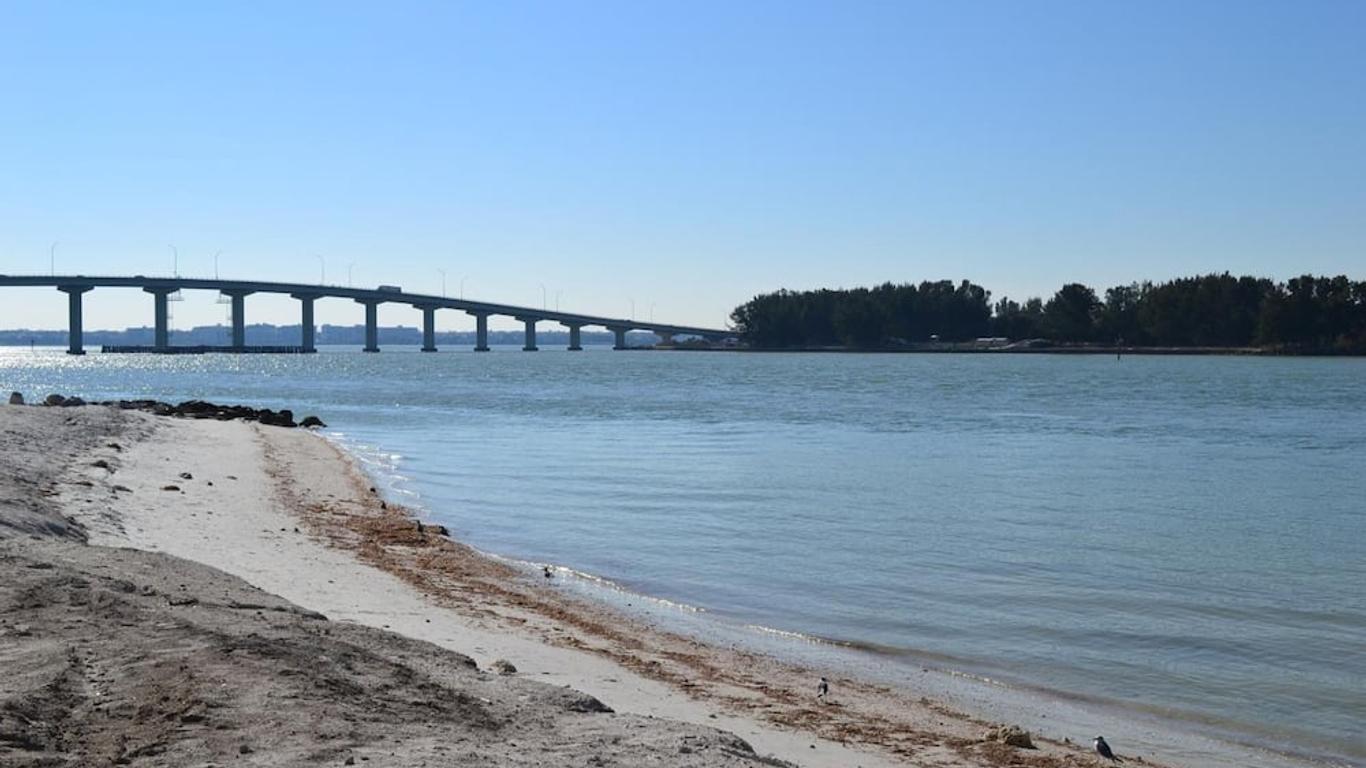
2,1 -> 1363,331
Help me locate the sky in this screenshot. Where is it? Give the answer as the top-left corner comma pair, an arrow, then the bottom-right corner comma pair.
1,1 -> 1363,332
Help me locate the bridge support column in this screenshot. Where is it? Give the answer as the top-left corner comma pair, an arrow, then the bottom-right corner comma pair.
656,331 -> 675,347
419,305 -> 438,352
610,326 -> 629,350
58,286 -> 92,355
566,324 -> 582,351
291,293 -> 318,353
468,312 -> 490,351
222,291 -> 252,350
144,287 -> 174,351
357,300 -> 380,352
519,317 -> 538,351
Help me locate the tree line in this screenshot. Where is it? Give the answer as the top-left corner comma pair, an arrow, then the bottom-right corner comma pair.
729,274 -> 1366,352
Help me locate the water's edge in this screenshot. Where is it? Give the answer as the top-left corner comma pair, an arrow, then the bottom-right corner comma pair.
325,428 -> 1345,768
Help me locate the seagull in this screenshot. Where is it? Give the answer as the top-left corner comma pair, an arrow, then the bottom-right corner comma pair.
816,677 -> 829,702
1094,736 -> 1121,763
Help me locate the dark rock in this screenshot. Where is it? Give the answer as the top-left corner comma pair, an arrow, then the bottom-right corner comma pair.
43,394 -> 66,407
300,415 -> 326,428
8,391 -> 23,405
491,659 -> 517,676
62,396 -> 86,407
179,472 -> 193,480
161,485 -> 180,492
92,460 -> 111,470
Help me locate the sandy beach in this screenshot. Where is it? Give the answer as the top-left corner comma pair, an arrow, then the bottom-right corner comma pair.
2,400 -> 1275,768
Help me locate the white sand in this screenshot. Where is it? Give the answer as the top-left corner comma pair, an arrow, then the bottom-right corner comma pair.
67,415 -> 902,768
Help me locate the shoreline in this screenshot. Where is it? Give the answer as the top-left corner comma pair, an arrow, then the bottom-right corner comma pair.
19,402 -> 1349,767
328,427 -> 1355,768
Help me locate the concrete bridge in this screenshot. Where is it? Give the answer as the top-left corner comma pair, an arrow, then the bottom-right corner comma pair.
0,275 -> 736,355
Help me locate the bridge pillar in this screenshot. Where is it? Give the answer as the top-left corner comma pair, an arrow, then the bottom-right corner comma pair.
468,312 -> 490,351
418,305 -> 438,352
656,331 -> 675,347
291,293 -> 319,353
565,324 -> 582,351
518,317 -> 539,351
609,326 -> 629,350
58,286 -> 92,355
143,287 -> 174,350
221,291 -> 253,350
357,300 -> 380,352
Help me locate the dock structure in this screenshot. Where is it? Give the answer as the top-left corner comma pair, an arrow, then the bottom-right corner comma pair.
1,275 -> 735,355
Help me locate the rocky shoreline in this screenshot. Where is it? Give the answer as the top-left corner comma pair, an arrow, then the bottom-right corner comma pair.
14,392 -> 325,429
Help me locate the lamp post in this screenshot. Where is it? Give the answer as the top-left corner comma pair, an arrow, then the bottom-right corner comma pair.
347,261 -> 355,288
315,254 -> 325,285
49,241 -> 58,276
555,290 -> 562,312
213,250 -> 222,279
538,282 -> 547,310
438,268 -> 447,297
628,298 -> 635,320
460,275 -> 467,300
650,303 -> 656,323
169,245 -> 179,277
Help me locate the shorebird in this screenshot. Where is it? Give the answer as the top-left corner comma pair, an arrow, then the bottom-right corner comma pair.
816,677 -> 829,702
1093,736 -> 1121,762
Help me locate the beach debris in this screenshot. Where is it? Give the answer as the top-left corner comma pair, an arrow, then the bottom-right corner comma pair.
491,659 -> 518,676
91,459 -> 111,470
380,501 -> 387,510
179,472 -> 193,480
8,391 -> 23,405
816,676 -> 829,702
1094,735 -> 1120,762
543,565 -> 554,580
112,485 -> 132,493
106,442 -> 122,451
300,415 -> 326,428
161,484 -> 180,492
983,724 -> 1034,749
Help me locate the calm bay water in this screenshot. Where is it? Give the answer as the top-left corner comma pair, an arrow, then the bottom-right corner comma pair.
3,347 -> 1363,765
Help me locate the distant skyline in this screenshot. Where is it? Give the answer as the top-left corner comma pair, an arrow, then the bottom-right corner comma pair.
2,1 -> 1363,332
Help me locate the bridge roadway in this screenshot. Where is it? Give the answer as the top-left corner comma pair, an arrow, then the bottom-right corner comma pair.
0,275 -> 736,355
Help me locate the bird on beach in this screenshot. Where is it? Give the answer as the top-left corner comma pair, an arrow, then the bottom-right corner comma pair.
543,565 -> 553,580
816,677 -> 829,702
1093,736 -> 1121,763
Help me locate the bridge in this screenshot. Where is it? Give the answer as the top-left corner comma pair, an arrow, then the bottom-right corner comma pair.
0,275 -> 737,355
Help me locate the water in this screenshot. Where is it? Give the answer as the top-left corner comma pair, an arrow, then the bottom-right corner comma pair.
3,347 -> 1363,766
